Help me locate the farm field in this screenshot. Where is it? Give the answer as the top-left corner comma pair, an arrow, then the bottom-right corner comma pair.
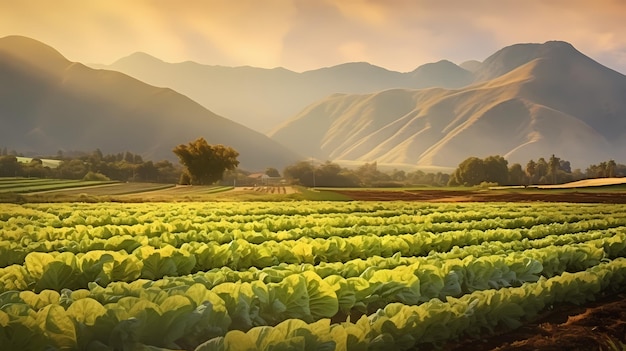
0,178 -> 241,203
0,177 -> 117,194
1,201 -> 626,350
326,186 -> 626,203
3,177 -> 626,203
29,182 -> 175,196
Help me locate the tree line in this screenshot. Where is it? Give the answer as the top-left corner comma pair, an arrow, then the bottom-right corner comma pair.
0,149 -> 181,183
2,140 -> 624,188
281,161 -> 449,187
449,154 -> 625,186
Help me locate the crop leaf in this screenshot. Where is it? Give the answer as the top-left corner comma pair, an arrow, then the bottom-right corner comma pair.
36,304 -> 77,350
303,271 -> 339,319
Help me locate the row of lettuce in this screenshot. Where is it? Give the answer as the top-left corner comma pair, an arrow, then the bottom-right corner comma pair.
1,229 -> 623,293
1,202 -> 626,350
3,249 -> 626,350
2,203 -> 625,270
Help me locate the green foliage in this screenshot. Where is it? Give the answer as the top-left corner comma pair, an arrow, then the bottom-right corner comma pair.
2,202 -> 626,349
283,161 -> 317,187
449,156 -> 487,186
1,149 -> 182,183
264,167 -> 280,177
173,138 -> 239,185
179,172 -> 191,185
0,156 -> 21,177
587,159 -> 622,179
483,155 -> 509,185
283,160 -> 448,188
82,171 -> 110,181
449,155 -> 576,186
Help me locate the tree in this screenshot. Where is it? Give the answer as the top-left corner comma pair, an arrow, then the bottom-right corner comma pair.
390,169 -> 406,182
154,160 -> 181,183
265,167 -> 280,177
355,162 -> 390,187
172,138 -> 239,185
0,156 -> 21,177
525,159 -> 536,184
283,160 -> 359,187
559,160 -> 571,173
508,163 -> 526,185
449,157 -> 485,186
136,161 -> 159,182
607,160 -> 617,178
283,161 -> 314,186
535,158 -> 548,184
548,154 -> 560,184
57,159 -> 88,179
316,161 -> 359,187
483,155 -> 509,185
598,161 -> 608,177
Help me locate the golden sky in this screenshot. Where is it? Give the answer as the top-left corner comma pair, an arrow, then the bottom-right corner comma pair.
1,0 -> 625,73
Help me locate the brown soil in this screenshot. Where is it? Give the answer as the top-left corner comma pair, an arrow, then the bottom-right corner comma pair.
331,188 -> 626,350
331,189 -> 626,204
440,292 -> 626,351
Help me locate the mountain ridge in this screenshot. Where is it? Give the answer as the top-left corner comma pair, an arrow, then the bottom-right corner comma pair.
269,41 -> 626,169
4,36 -> 625,172
96,51 -> 475,132
0,35 -> 301,171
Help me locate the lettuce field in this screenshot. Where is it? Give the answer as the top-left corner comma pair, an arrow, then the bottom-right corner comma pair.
2,201 -> 626,350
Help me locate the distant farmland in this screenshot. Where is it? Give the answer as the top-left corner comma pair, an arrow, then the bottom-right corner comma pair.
16,156 -> 62,168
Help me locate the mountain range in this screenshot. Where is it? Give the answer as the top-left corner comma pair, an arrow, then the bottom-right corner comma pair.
94,55 -> 474,133
2,35 -> 625,172
0,35 -> 299,170
270,41 -> 626,169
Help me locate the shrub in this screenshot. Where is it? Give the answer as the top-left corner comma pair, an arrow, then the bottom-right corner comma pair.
82,171 -> 110,181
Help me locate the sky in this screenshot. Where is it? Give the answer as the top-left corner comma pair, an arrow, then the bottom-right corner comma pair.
1,0 -> 625,74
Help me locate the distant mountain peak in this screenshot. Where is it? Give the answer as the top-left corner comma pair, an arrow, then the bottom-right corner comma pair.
112,51 -> 166,66
460,60 -> 482,72
303,61 -> 394,75
409,59 -> 473,88
0,35 -> 69,70
542,40 -> 576,49
411,59 -> 465,73
474,40 -> 585,81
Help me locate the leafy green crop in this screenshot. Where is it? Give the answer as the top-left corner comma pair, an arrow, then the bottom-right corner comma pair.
1,201 -> 626,350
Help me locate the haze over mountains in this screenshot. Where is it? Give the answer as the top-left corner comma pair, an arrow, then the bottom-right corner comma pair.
269,41 -> 626,169
0,35 -> 300,170
2,35 -> 625,172
96,40 -> 626,170
95,55 -> 474,132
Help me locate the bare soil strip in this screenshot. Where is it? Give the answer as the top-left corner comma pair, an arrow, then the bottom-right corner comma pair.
440,292 -> 626,351
331,189 -> 626,203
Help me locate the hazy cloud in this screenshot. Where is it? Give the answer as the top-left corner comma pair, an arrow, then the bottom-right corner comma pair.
0,0 -> 624,73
